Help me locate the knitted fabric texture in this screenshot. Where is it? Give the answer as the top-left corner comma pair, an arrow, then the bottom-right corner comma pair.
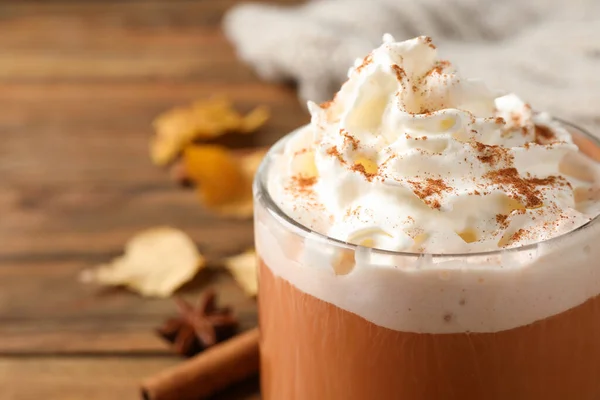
223,0 -> 600,130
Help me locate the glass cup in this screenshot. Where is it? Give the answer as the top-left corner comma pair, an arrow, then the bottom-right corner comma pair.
253,121 -> 600,400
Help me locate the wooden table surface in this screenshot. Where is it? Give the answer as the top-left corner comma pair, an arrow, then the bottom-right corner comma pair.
0,1 -> 306,398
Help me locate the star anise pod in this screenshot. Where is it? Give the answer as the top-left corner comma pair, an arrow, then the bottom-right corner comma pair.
156,289 -> 238,357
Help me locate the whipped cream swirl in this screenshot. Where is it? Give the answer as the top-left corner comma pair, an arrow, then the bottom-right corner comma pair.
270,35 -> 599,253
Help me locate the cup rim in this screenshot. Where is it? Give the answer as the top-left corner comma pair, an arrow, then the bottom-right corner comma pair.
254,118 -> 600,258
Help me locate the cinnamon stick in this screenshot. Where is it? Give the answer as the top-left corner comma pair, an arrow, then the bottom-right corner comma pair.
141,327 -> 259,400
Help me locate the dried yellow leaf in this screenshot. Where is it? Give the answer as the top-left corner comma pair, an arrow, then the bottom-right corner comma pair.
184,146 -> 267,218
184,145 -> 245,207
240,106 -> 270,133
150,98 -> 270,166
212,148 -> 267,218
224,249 -> 257,296
79,227 -> 204,298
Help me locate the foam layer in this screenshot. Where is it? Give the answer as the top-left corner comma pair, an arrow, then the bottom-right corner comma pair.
256,195 -> 600,333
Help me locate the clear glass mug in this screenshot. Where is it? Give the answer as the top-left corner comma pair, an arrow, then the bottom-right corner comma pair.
253,121 -> 600,400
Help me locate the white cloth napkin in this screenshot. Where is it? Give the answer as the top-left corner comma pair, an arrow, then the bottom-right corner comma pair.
224,0 -> 600,130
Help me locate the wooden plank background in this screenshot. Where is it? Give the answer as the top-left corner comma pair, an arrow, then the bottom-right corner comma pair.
0,0 -> 306,398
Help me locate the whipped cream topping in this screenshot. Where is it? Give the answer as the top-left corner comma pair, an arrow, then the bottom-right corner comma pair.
269,35 -> 600,253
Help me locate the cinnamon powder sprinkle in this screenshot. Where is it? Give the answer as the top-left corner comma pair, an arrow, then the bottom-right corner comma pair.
528,176 -> 559,186
485,168 -> 542,208
327,146 -> 345,164
408,178 -> 453,209
496,214 -> 509,228
472,141 -> 514,167
351,163 -> 377,181
424,36 -> 436,49
356,54 -> 373,73
510,229 -> 526,243
291,175 -> 316,195
426,61 -> 448,76
534,124 -> 556,143
345,206 -> 363,218
484,168 -> 567,209
341,129 -> 359,150
320,100 -> 333,109
430,65 -> 443,75
391,64 -> 406,81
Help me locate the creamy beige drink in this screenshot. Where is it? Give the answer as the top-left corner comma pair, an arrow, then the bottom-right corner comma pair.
254,35 -> 600,399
